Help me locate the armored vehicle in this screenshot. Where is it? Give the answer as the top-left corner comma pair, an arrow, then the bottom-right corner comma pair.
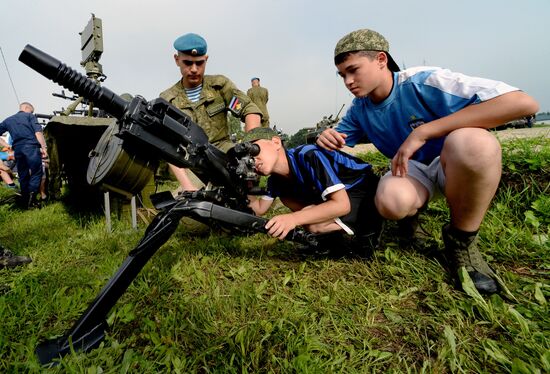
305,104 -> 345,144
304,104 -> 373,146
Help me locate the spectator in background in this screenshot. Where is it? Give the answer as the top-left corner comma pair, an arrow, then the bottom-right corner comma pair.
39,156 -> 49,203
0,160 -> 17,190
0,102 -> 48,208
526,114 -> 535,128
247,77 -> 270,127
0,142 -> 17,189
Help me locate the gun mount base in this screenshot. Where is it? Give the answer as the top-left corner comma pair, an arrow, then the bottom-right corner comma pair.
18,44 -> 320,366
36,191 -> 318,366
36,320 -> 107,366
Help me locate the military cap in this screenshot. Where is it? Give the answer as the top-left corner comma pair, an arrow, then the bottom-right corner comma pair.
334,29 -> 400,72
241,127 -> 278,143
251,77 -> 260,81
173,33 -> 207,56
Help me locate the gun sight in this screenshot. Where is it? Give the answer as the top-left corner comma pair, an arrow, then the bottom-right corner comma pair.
18,44 -> 127,119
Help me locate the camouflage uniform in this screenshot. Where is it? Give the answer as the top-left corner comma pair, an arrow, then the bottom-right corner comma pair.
246,86 -> 270,127
160,75 -> 262,152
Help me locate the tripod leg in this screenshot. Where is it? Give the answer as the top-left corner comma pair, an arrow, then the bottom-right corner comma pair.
36,205 -> 184,365
35,197 -> 317,365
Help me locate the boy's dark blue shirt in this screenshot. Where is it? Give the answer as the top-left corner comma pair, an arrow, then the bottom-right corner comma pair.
266,144 -> 372,205
0,111 -> 42,149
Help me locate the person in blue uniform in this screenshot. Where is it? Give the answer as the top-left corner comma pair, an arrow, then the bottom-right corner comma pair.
246,127 -> 382,258
0,102 -> 48,208
316,28 -> 540,294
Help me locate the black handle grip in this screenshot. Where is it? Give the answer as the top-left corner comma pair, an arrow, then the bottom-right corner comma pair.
18,44 -> 128,119
286,228 -> 319,247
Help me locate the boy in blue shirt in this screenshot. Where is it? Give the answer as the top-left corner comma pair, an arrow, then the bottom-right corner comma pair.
316,29 -> 539,293
246,127 -> 382,258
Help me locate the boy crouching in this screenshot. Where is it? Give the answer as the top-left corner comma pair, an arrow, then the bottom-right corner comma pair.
245,127 -> 383,258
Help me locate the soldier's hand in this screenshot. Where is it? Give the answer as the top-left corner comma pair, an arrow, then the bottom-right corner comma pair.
316,128 -> 347,151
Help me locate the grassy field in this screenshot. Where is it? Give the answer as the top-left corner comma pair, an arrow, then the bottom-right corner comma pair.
0,135 -> 548,373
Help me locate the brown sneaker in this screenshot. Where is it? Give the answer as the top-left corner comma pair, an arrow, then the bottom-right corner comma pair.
397,212 -> 421,243
0,247 -> 32,269
349,218 -> 385,259
442,225 -> 498,294
396,206 -> 436,252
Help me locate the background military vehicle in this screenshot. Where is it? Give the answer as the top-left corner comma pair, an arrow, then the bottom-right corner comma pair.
43,15 -> 154,205
305,104 -> 345,144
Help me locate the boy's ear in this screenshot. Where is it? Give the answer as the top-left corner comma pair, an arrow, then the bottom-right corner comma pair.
377,52 -> 388,68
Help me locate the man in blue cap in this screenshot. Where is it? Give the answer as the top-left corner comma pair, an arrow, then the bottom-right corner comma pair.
0,102 -> 48,208
160,33 -> 263,190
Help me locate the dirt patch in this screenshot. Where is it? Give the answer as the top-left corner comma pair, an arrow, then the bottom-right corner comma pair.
491,126 -> 550,141
343,126 -> 550,156
342,143 -> 377,155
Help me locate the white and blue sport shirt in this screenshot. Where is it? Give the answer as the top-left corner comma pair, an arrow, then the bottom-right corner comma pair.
336,67 -> 518,164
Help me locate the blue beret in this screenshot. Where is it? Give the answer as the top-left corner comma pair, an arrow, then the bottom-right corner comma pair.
251,77 -> 260,81
173,33 -> 207,56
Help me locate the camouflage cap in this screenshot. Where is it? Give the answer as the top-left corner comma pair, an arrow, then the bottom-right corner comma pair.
241,127 -> 278,143
173,33 -> 207,56
334,29 -> 400,72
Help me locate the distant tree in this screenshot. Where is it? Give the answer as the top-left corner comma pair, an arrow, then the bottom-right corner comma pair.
275,127 -> 290,146
286,128 -> 312,148
228,114 -> 243,140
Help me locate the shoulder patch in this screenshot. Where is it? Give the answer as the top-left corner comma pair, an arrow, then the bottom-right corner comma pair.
228,96 -> 242,116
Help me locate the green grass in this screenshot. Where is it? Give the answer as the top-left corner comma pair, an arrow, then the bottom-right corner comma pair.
1,136 -> 548,373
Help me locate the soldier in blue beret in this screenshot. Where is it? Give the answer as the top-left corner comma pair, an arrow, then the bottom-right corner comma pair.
160,33 -> 262,191
173,33 -> 208,57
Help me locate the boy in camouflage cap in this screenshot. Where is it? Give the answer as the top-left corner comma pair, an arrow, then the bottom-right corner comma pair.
246,127 -> 382,258
317,28 -> 539,293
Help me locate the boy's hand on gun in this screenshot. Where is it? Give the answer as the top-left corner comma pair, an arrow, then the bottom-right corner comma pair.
265,213 -> 298,240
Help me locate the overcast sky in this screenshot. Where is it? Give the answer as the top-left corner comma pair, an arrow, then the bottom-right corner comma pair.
1,0 -> 549,135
